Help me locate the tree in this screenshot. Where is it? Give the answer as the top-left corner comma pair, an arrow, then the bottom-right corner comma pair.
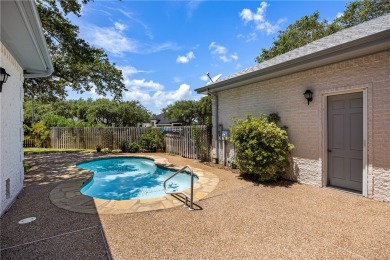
24,98 -> 151,128
334,0 -> 390,27
196,96 -> 212,125
256,12 -> 340,63
162,97 -> 213,125
86,99 -> 118,125
117,101 -> 151,127
86,99 -> 151,126
162,100 -> 198,125
24,0 -> 126,101
23,99 -> 53,127
256,0 -> 390,63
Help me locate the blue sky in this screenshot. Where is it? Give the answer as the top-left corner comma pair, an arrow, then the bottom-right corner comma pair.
67,1 -> 348,114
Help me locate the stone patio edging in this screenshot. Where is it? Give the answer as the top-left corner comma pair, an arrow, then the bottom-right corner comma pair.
49,155 -> 219,214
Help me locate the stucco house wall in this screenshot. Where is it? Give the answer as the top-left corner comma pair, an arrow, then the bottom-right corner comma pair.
211,50 -> 390,201
0,43 -> 25,214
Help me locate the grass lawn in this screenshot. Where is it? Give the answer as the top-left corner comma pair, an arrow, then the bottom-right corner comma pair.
24,148 -> 95,155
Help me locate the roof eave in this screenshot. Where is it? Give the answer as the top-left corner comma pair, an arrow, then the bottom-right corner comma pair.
1,1 -> 53,79
196,30 -> 390,94
21,1 -> 53,78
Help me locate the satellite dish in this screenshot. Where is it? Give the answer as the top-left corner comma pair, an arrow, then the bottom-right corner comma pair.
206,72 -> 222,85
211,73 -> 222,82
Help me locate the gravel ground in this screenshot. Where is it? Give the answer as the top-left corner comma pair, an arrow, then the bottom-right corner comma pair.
1,153 -> 389,259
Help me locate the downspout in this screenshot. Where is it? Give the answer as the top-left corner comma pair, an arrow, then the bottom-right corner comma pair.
206,88 -> 219,164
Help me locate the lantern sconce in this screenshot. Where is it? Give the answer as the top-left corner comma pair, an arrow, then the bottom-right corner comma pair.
0,67 -> 11,93
303,89 -> 313,105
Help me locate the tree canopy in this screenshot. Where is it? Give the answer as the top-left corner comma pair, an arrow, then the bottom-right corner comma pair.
256,0 -> 390,63
25,0 -> 126,101
334,0 -> 390,27
162,96 -> 212,125
23,98 -> 151,129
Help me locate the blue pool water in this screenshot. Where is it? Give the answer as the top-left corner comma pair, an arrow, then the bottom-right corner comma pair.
77,157 -> 197,200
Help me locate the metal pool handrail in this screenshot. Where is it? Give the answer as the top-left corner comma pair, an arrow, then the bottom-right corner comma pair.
163,165 -> 195,210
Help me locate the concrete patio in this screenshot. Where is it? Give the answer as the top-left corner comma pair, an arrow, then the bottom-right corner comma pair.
1,153 -> 389,259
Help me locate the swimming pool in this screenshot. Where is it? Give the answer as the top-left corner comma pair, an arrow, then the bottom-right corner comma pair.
77,157 -> 198,200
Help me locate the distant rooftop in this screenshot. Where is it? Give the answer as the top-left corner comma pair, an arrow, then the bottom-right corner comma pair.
151,114 -> 180,125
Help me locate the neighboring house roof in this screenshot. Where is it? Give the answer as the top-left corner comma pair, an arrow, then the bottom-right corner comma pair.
1,0 -> 53,78
196,14 -> 390,94
151,114 -> 181,125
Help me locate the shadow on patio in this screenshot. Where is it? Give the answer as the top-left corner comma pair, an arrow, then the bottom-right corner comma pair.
1,153 -> 390,259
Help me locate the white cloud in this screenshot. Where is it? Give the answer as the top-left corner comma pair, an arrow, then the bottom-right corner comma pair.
173,77 -> 182,83
126,79 -> 164,92
209,42 -> 238,63
118,66 -> 147,78
81,24 -> 139,55
236,63 -> 243,70
238,32 -> 258,42
240,2 -> 268,23
335,12 -> 343,19
88,86 -> 109,100
115,8 -> 154,40
152,84 -> 192,109
219,55 -> 230,63
147,42 -> 181,53
187,1 -> 202,18
122,77 -> 194,113
240,2 -> 284,35
209,42 -> 227,55
124,89 -> 151,104
176,51 -> 195,63
200,75 -> 209,81
114,22 -> 126,31
80,23 -> 180,55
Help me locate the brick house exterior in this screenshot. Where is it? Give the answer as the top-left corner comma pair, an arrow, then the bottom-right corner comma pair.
196,15 -> 390,201
1,1 -> 52,216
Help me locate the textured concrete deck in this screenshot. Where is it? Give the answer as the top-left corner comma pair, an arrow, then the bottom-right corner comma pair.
1,153 -> 389,259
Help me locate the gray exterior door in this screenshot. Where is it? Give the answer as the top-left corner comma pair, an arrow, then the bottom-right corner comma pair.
328,92 -> 363,192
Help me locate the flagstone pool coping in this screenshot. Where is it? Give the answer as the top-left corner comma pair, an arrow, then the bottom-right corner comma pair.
49,155 -> 219,214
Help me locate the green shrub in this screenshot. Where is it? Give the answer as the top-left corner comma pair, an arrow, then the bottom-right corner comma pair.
127,142 -> 140,153
229,114 -> 294,181
119,140 -> 129,152
101,147 -> 112,153
31,121 -> 50,148
140,128 -> 164,152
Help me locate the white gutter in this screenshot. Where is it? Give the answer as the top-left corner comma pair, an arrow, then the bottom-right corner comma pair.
17,0 -> 53,78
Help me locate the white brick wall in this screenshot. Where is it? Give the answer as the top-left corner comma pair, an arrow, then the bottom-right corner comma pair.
0,43 -> 25,216
213,50 -> 390,202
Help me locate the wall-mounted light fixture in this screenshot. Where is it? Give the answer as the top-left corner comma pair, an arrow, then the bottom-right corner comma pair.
303,89 -> 313,105
0,67 -> 11,93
